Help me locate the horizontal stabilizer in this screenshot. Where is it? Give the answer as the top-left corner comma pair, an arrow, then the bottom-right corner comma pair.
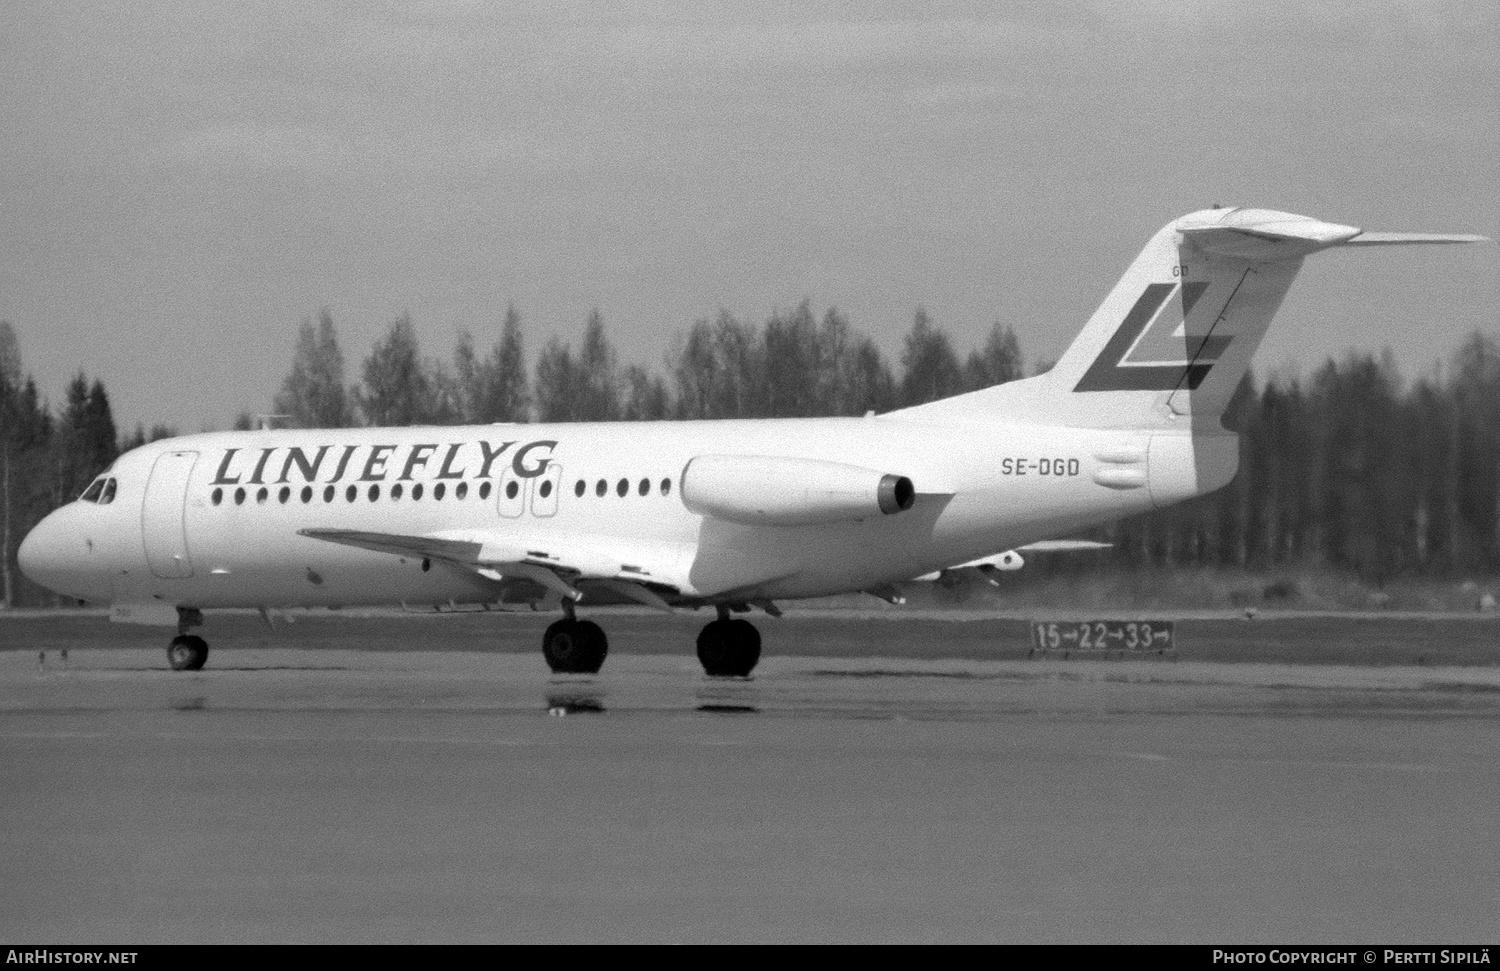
1177,209 -> 1362,260
1338,231 -> 1492,247
1178,209 -> 1491,261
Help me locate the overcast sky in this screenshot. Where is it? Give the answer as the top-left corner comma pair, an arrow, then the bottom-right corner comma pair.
2,1 -> 1496,432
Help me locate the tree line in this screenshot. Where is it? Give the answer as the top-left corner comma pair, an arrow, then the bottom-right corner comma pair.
1117,334 -> 1500,582
262,302 -> 1024,428
1,309 -> 1496,606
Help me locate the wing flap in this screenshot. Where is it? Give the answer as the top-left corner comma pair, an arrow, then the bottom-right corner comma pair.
298,527 -> 691,606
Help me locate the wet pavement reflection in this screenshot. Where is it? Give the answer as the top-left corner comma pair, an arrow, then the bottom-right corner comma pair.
544,673 -> 607,715
695,677 -> 760,714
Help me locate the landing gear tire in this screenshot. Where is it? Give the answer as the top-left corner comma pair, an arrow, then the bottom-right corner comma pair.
167,635 -> 209,671
543,619 -> 608,674
697,618 -> 761,678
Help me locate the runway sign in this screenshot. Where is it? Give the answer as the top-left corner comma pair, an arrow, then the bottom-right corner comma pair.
1030,619 -> 1176,656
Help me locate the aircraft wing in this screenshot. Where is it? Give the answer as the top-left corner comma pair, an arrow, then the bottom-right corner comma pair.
298,527 -> 689,611
1013,539 -> 1113,555
297,529 -> 484,563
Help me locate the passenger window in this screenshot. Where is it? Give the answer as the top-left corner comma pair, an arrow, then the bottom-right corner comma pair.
434,483 -> 446,500
480,481 -> 492,500
595,479 -> 606,497
616,478 -> 628,497
212,488 -> 224,506
661,478 -> 672,496
392,483 -> 404,500
101,479 -> 117,504
413,483 -> 424,501
532,464 -> 562,518
497,469 -> 525,518
301,486 -> 313,504
456,482 -> 469,500
638,478 -> 649,496
256,487 -> 268,504
235,487 -> 246,505
345,485 -> 357,502
368,484 -> 380,501
278,486 -> 290,504
574,480 -> 585,498
323,485 -> 335,503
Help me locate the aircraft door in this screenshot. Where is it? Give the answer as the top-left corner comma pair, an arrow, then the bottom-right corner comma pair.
531,464 -> 562,517
142,450 -> 198,579
496,469 -> 527,518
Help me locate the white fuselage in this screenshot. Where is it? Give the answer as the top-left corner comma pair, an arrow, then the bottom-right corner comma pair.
17,414 -> 1225,613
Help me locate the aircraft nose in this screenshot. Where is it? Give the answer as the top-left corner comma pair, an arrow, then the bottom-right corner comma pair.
17,511 -> 73,593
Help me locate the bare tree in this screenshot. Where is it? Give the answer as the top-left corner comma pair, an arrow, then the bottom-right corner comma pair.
963,322 -> 1025,391
899,308 -> 963,407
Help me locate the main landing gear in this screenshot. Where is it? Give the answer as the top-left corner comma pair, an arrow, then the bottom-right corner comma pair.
696,607 -> 761,678
541,599 -> 608,674
541,601 -> 762,678
167,607 -> 209,671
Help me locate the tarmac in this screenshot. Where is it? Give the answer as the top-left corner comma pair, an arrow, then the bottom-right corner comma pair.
2,647 -> 1498,943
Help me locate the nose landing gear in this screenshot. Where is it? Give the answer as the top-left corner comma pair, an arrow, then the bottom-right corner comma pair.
167,607 -> 208,671
168,635 -> 208,671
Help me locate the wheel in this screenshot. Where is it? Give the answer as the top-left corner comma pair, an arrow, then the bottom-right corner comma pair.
696,618 -> 761,677
167,635 -> 208,671
542,619 -> 608,674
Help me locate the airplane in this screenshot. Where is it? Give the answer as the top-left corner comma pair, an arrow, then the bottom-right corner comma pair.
16,207 -> 1489,677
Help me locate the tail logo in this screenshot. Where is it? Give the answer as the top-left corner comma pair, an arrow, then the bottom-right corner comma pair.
1073,281 -> 1231,392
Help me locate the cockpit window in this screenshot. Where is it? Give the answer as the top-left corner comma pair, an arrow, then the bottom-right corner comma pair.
78,477 -> 118,505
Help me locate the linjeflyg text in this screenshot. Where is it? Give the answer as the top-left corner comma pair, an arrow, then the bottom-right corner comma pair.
209,440 -> 558,486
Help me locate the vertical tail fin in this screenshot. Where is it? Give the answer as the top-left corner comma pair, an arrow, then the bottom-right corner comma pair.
1052,207 -> 1316,431
898,207 -> 1488,431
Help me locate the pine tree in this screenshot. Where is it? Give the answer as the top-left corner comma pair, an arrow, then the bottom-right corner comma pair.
575,310 -> 620,421
484,305 -> 532,422
1,322 -> 28,607
357,314 -> 452,426
533,337 -> 579,422
273,310 -> 352,428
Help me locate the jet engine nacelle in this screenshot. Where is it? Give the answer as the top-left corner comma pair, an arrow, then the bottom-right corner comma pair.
680,455 -> 916,527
